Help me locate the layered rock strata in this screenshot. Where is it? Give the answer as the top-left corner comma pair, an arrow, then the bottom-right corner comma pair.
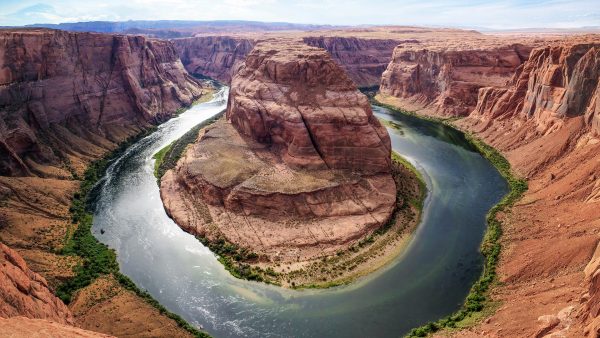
161,40 -> 396,264
379,38 -> 600,337
303,36 -> 401,87
173,36 -> 255,83
0,28 -> 204,178
380,42 -> 533,116
0,28 -> 204,337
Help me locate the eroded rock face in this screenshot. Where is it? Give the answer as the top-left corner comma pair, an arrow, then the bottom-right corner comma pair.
415,39 -> 600,337
303,36 -> 400,87
380,43 -> 532,116
161,40 -> 395,263
227,41 -> 392,174
173,36 -> 255,83
471,43 -> 600,134
0,243 -> 73,324
0,317 -> 113,337
0,29 -> 203,177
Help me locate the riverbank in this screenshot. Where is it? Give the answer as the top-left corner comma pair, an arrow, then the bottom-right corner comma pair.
373,94 -> 528,337
155,114 -> 426,289
55,91 -> 218,337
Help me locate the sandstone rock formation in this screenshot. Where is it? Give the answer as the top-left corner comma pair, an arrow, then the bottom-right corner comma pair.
0,317 -> 114,337
303,36 -> 400,87
0,28 -> 204,177
173,36 -> 255,83
379,37 -> 600,337
0,28 -> 207,337
161,40 -> 396,265
380,42 -> 532,116
0,242 -> 73,323
174,35 -> 399,88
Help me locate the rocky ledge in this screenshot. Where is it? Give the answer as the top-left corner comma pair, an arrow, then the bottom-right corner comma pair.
379,40 -> 534,116
160,40 -> 419,285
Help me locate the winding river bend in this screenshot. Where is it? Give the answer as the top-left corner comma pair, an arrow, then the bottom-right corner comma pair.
92,87 -> 508,337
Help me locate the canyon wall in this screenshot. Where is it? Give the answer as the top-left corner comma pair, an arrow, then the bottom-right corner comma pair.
303,36 -> 400,87
173,36 -> 255,83
0,28 -> 204,178
0,29 -> 204,337
174,35 -> 400,88
380,42 -> 532,116
379,39 -> 600,337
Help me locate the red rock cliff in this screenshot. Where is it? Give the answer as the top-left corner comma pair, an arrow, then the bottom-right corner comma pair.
0,29 -> 203,177
227,40 -> 392,174
303,36 -> 400,87
380,42 -> 532,116
173,36 -> 255,83
0,242 -> 72,324
395,39 -> 600,337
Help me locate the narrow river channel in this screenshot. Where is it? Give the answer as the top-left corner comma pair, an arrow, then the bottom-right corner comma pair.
92,87 -> 508,337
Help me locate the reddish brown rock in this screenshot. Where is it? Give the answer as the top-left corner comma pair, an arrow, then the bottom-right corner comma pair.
227,40 -> 391,174
303,36 -> 401,87
0,28 -> 204,177
380,42 -> 532,116
471,43 -> 600,134
0,316 -> 113,337
173,36 -> 255,83
378,37 -> 600,337
0,242 -> 73,324
161,40 -> 395,266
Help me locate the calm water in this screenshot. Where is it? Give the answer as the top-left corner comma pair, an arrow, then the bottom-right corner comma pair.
92,89 -> 508,337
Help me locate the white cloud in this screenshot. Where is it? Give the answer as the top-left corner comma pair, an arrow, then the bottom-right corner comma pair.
0,0 -> 598,28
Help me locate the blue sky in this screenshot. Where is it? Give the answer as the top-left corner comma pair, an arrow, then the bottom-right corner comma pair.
0,0 -> 598,29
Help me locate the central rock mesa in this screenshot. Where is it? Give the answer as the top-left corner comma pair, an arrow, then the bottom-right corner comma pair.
161,40 -> 396,267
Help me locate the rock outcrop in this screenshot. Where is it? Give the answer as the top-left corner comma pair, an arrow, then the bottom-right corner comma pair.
0,28 -> 204,177
471,43 -> 600,134
161,40 -> 395,265
380,42 -> 532,116
303,36 -> 400,87
173,36 -> 255,83
0,317 -> 113,337
0,242 -> 73,324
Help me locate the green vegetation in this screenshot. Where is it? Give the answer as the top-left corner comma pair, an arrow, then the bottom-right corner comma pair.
371,99 -> 528,337
153,142 -> 173,178
58,128 -> 211,338
154,110 -> 225,180
289,152 -> 427,290
196,235 -> 279,284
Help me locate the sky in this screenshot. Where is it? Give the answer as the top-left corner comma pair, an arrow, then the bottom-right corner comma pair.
0,0 -> 599,30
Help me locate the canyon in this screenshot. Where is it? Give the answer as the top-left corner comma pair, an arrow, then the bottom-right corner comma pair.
378,37 -> 600,336
0,28 -> 207,337
172,27 -> 485,88
160,40 -> 423,286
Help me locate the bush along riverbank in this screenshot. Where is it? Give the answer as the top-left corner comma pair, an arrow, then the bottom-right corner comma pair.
154,111 -> 427,288
58,128 -> 211,338
153,110 -> 225,180
370,97 -> 528,337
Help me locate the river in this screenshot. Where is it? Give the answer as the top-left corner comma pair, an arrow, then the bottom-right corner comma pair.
92,87 -> 508,337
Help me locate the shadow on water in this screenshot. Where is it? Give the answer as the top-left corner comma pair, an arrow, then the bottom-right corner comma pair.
91,94 -> 508,338
372,105 -> 478,152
